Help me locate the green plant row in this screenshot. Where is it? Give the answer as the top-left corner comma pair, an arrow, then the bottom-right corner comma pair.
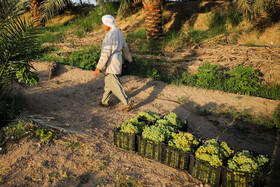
132,60 -> 280,100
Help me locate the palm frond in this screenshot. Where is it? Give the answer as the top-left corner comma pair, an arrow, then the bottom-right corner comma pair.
0,1 -> 39,87
41,0 -> 70,21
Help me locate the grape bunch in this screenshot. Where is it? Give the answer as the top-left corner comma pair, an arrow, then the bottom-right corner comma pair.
120,117 -> 145,134
163,112 -> 187,128
142,123 -> 174,143
227,150 -> 269,173
168,131 -> 200,152
195,139 -> 233,167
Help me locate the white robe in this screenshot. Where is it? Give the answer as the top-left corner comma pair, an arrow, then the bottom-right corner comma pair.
96,27 -> 132,75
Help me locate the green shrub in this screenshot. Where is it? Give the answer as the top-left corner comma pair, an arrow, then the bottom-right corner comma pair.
66,45 -> 100,70
40,45 -> 100,70
225,66 -> 261,95
196,62 -> 225,90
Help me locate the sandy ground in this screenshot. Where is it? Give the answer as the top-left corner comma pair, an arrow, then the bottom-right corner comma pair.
1,61 -> 279,186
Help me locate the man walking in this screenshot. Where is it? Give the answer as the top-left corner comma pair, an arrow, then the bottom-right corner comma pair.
94,15 -> 134,112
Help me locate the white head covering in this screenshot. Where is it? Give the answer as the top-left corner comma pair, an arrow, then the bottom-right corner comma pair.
102,15 -> 117,29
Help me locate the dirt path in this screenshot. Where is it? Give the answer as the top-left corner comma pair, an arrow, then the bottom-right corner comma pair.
1,61 -> 279,186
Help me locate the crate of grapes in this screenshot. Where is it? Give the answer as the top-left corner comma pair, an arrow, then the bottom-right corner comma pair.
161,144 -> 191,171
188,154 -> 222,187
221,167 -> 269,187
188,155 -> 222,186
220,150 -> 270,187
137,135 -> 165,162
113,128 -> 136,151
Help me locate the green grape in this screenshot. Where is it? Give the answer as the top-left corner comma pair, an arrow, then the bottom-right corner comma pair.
227,150 -> 269,173
195,139 -> 232,167
120,117 -> 145,134
155,119 -> 171,126
137,110 -> 161,123
163,112 -> 186,128
142,124 -> 174,143
168,132 -> 200,153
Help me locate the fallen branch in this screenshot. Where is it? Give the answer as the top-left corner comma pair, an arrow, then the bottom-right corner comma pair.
26,116 -> 91,136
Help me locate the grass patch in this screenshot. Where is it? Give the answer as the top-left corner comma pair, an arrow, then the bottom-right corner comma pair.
0,120 -> 59,154
65,137 -> 81,152
116,174 -> 142,187
37,2 -> 119,44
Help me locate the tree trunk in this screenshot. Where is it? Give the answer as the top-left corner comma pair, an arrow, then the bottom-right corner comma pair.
30,0 -> 44,27
142,0 -> 163,40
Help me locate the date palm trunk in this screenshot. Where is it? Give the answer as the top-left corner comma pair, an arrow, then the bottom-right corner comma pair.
30,0 -> 45,27
142,0 -> 163,40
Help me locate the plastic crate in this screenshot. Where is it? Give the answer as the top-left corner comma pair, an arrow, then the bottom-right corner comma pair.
113,128 -> 136,151
161,144 -> 191,171
188,154 -> 222,187
221,167 -> 269,187
137,135 -> 164,162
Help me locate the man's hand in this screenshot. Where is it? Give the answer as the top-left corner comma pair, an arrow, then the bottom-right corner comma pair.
94,68 -> 101,78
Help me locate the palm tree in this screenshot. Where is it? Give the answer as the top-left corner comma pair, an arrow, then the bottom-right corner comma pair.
0,0 -> 40,123
118,0 -> 163,40
30,0 -> 70,27
142,0 -> 163,40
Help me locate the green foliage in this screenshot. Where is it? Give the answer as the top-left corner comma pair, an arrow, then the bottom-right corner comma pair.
3,120 -> 35,143
0,0 -> 40,125
196,62 -> 225,90
35,127 -> 56,143
38,2 -> 119,43
226,66 -> 260,95
0,1 -> 39,87
207,11 -> 227,37
227,150 -> 269,173
40,45 -> 100,70
195,139 -> 232,167
168,132 -> 200,153
236,0 -> 278,20
66,45 -> 100,70
38,28 -> 66,43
